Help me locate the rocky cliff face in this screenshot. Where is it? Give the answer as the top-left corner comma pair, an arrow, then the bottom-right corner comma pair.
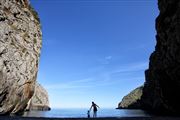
26,83 -> 50,111
0,0 -> 42,114
118,86 -> 143,109
141,0 -> 180,114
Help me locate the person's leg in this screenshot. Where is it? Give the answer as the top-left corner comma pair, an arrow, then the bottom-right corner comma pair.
94,111 -> 97,117
93,111 -> 95,118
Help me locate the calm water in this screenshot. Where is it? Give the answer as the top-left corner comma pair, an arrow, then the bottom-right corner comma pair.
23,109 -> 151,118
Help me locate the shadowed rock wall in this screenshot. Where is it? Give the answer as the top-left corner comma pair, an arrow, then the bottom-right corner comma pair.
141,0 -> 180,114
0,0 -> 42,114
118,0 -> 180,114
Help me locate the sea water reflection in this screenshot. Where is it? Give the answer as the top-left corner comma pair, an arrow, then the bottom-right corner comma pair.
23,108 -> 151,118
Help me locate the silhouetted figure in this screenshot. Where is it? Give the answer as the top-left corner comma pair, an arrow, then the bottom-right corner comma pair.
90,101 -> 100,118
87,110 -> 90,118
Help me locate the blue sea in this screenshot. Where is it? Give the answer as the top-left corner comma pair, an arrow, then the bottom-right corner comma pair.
23,108 -> 151,118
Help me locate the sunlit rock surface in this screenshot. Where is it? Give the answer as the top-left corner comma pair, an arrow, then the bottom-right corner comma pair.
118,86 -> 143,109
141,0 -> 180,114
0,0 -> 42,114
26,83 -> 50,111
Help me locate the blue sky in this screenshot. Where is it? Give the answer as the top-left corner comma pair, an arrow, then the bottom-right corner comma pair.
30,0 -> 158,108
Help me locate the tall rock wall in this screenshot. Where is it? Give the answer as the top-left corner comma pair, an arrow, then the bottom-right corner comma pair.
141,0 -> 180,114
0,0 -> 42,114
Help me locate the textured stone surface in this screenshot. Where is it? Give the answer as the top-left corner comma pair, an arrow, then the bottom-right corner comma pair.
118,86 -> 143,109
26,82 -> 50,111
0,0 -> 42,114
141,0 -> 180,114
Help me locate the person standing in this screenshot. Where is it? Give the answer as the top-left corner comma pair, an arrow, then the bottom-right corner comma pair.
89,101 -> 100,118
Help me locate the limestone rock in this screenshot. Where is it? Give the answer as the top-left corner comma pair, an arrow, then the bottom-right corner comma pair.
26,83 -> 50,111
118,86 -> 143,109
0,0 -> 42,114
141,0 -> 180,114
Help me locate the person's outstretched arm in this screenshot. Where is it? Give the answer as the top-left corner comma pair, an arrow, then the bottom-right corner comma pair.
96,104 -> 100,108
89,105 -> 92,111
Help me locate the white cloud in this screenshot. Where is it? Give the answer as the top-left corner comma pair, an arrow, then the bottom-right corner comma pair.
44,78 -> 96,90
105,56 -> 112,60
111,62 -> 148,74
44,61 -> 147,91
98,56 -> 113,65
